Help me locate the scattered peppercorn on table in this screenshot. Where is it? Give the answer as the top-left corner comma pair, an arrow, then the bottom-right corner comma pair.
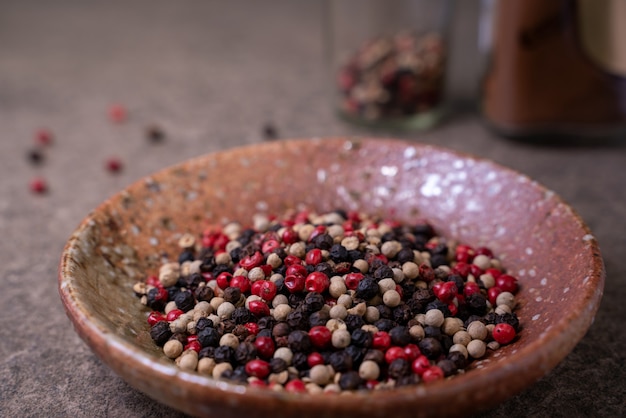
1,1 -> 624,418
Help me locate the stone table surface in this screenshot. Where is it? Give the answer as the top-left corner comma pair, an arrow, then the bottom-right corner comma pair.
0,1 -> 624,417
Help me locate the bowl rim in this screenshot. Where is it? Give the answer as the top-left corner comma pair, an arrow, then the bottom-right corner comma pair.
58,137 -> 605,416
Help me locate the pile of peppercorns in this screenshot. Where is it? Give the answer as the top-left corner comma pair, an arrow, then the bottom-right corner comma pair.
134,210 -> 520,393
337,32 -> 446,122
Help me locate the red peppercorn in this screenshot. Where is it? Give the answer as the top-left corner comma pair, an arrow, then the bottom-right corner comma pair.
147,311 -> 165,326
35,129 -> 53,146
285,379 -> 306,393
485,267 -> 502,279
452,262 -> 471,278
258,280 -> 277,301
284,274 -> 305,293
29,177 -> 48,194
249,379 -> 267,388
455,244 -> 475,263
184,340 -> 202,353
411,355 -> 431,376
282,228 -> 299,244
254,336 -> 275,359
344,272 -> 364,290
146,275 -> 161,287
419,264 -> 435,282
230,275 -> 251,293
109,104 -> 127,123
245,359 -> 271,379
492,323 -> 516,344
308,325 -> 332,349
307,352 -> 325,367
216,272 -> 233,289
469,264 -> 484,278
262,239 -> 280,254
496,274 -> 519,294
166,309 -> 184,322
384,346 -> 408,364
240,251 -> 264,270
435,281 -> 457,303
294,210 -> 310,224
248,300 -> 270,317
244,322 -> 259,335
251,280 -> 264,297
105,157 -> 123,173
487,286 -> 503,306
366,252 -> 388,265
153,287 -> 169,304
305,248 -> 323,266
342,220 -> 355,233
305,272 -> 330,293
422,365 -> 444,383
285,264 -> 307,278
403,344 -> 421,361
372,331 -> 391,351
463,281 -> 481,297
475,246 -> 494,258
260,264 -> 273,277
187,334 -> 199,343
283,254 -> 302,267
395,284 -> 404,299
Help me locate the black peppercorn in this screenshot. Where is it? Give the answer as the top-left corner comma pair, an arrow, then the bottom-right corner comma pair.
303,292 -> 325,313
424,325 -> 442,339
426,300 -> 451,316
223,287 -> 242,304
194,285 -> 214,302
286,309 -> 309,330
169,332 -> 187,344
198,346 -> 215,359
272,322 -> 291,338
234,342 -> 257,364
363,349 -> 384,364
288,330 -> 311,352
257,315 -> 276,331
351,329 -> 373,348
229,366 -> 249,383
463,315 -> 485,329
314,262 -> 334,278
392,304 -> 413,324
293,352 -> 309,371
312,233 -> 333,250
178,250 -> 195,264
412,288 -> 435,304
199,256 -> 216,272
270,357 -> 288,373
389,326 -> 411,346
257,329 -> 272,338
374,318 -> 396,332
447,274 -> 465,292
373,265 -> 394,280
149,321 -> 172,346
355,277 -> 379,300
212,264 -> 232,276
388,358 -> 410,379
496,312 -> 520,332
396,374 -> 420,386
220,319 -> 236,334
344,314 -> 365,332
329,350 -> 353,372
429,253 -> 448,268
396,247 -> 415,264
466,293 -> 488,315
347,250 -> 363,262
288,293 -> 305,309
308,310 -> 330,328
231,306 -> 254,325
344,345 -> 367,366
197,327 -> 220,347
195,317 -> 214,331
338,371 -> 362,390
405,298 -> 423,316
329,244 -> 349,262
437,359 -> 457,377
174,290 -> 195,312
418,337 -> 443,360
213,345 -> 236,364
376,304 -> 393,320
447,351 -> 467,370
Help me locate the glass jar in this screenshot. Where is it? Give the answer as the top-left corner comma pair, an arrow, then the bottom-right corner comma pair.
326,0 -> 454,130
480,0 -> 626,142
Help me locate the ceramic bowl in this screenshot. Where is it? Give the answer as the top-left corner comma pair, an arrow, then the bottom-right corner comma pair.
58,138 -> 604,417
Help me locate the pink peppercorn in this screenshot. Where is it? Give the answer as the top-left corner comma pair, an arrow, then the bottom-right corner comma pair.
308,225 -> 327,242
262,239 -> 280,254
452,262 -> 471,278
422,365 -> 444,383
283,254 -> 303,266
344,272 -> 364,290
248,300 -> 270,317
487,286 -> 503,306
435,281 -> 457,303
258,280 -> 277,301
166,309 -> 184,322
184,340 -> 202,353
240,251 -> 263,270
244,322 -> 259,335
36,129 -> 53,146
282,228 -> 299,244
285,264 -> 307,278
372,331 -> 391,351
146,275 -> 161,287
475,246 -> 494,258
105,157 -> 123,173
216,272 -> 233,289
492,323 -> 517,344
285,379 -> 306,393
307,352 -> 325,367
305,249 -> 323,266
411,355 -> 431,376
384,346 -> 408,364
485,267 -> 502,278
254,336 -> 275,359
464,281 -> 481,297
305,272 -> 330,293
230,275 -> 251,293
284,274 -> 305,293
308,326 -> 332,349
496,274 -> 519,294
245,359 -> 271,379
147,311 -> 165,326
29,177 -> 48,194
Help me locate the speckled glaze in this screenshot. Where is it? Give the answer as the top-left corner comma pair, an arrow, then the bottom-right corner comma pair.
58,138 -> 605,418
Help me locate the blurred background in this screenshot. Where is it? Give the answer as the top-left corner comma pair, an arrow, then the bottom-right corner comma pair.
0,1 -> 624,417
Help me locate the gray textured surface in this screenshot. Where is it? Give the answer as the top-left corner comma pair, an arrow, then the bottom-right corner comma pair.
0,1 -> 624,417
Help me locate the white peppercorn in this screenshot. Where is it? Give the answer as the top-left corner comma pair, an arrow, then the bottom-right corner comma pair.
212,362 -> 233,379
309,364 -> 333,385
306,383 -> 324,394
359,360 -> 380,381
453,330 -> 472,346
378,278 -> 396,294
329,305 -> 348,320
248,266 -> 266,282
467,321 -> 488,341
341,236 -> 360,251
178,233 -> 196,249
274,347 -> 293,365
272,294 -> 288,308
487,340 -> 500,351
178,350 -> 198,371
496,291 -> 516,310
273,304 -> 292,321
382,289 -> 401,307
297,224 -> 315,242
337,294 -> 353,309
209,297 -> 225,312
353,259 -> 369,273
495,304 -> 512,315
164,300 -> 178,314
326,318 -> 347,332
331,329 -> 351,349
216,301 -> 235,319
197,357 -> 216,375
329,280 -> 347,298
347,302 -> 366,316
409,324 -> 425,340
215,252 -> 231,265
424,309 -> 445,327
364,306 -> 380,323
163,339 -> 183,359
266,253 -> 282,269
449,343 -> 469,359
392,268 -> 405,283
472,254 -> 491,270
479,273 -> 495,289
467,339 -> 487,358
159,262 -> 180,287
219,333 -> 240,349
442,317 -> 464,336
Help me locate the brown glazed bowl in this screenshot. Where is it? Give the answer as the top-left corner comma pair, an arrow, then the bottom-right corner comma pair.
58,138 -> 604,418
